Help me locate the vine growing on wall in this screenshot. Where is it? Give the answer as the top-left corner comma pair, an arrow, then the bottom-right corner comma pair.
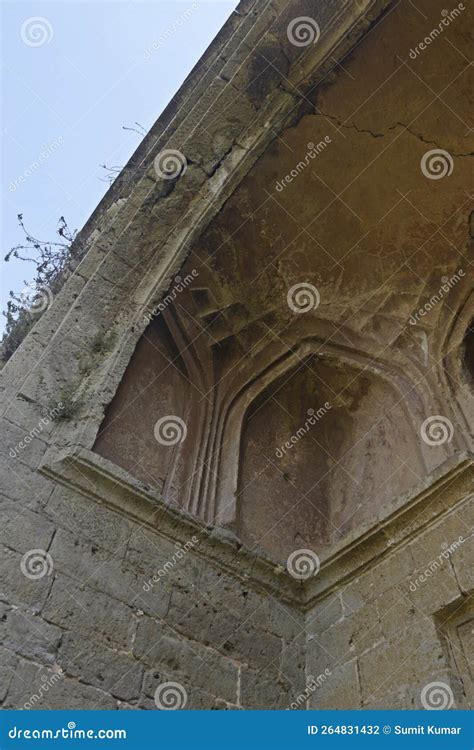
1,123 -> 148,366
1,214 -> 77,365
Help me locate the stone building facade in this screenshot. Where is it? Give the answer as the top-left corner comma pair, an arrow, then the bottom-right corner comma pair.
1,0 -> 472,710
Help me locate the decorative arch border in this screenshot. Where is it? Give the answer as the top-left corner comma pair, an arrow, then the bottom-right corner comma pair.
159,307 -> 215,514
439,291 -> 474,451
207,337 -> 431,528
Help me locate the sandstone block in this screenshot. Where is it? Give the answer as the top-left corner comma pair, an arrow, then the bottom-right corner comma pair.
58,631 -> 143,702
4,657 -> 116,709
42,575 -> 135,650
0,607 -> 61,664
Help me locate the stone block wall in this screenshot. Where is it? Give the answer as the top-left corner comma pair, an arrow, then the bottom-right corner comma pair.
305,487 -> 473,710
0,466 -> 307,709
0,421 -> 471,710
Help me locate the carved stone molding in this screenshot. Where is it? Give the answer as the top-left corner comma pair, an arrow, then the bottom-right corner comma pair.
40,447 -> 472,611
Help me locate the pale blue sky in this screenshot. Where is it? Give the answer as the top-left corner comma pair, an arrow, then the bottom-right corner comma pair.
1,0 -> 237,329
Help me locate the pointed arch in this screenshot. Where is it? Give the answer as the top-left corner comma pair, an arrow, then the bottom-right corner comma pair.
210,338 -> 429,531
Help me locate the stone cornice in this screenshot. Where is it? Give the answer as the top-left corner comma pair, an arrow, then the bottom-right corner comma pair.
40,447 -> 301,606
40,449 -> 472,611
303,453 -> 473,609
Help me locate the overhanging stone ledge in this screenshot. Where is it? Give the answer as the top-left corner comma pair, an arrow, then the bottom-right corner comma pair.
39,448 -> 472,612
39,446 -> 303,607
303,452 -> 473,610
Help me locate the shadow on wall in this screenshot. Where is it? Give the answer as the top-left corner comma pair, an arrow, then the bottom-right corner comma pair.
237,357 -> 425,560
93,313 -> 202,504
94,334 -> 430,563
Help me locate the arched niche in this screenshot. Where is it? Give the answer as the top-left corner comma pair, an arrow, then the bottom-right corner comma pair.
93,309 -> 209,512
214,343 -> 427,561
